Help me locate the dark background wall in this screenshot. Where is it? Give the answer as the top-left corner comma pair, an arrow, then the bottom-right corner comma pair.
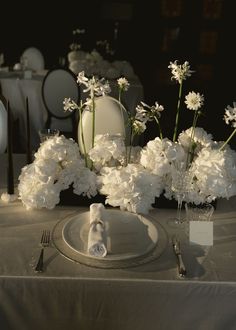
0,0 -> 235,148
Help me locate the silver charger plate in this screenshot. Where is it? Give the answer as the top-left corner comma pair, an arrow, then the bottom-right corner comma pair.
52,208 -> 168,269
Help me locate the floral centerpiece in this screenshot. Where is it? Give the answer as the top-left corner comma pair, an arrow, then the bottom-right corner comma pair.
17,61 -> 236,214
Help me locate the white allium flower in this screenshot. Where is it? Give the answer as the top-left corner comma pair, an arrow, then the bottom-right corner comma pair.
63,98 -> 80,112
117,77 -> 130,91
168,60 -> 194,84
135,101 -> 164,123
88,134 -> 126,171
185,91 -> 204,111
98,164 -> 163,214
132,120 -> 146,134
77,71 -> 111,98
224,102 -> 236,128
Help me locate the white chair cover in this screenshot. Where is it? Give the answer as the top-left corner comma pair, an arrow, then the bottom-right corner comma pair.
21,47 -> 45,72
78,95 -> 129,154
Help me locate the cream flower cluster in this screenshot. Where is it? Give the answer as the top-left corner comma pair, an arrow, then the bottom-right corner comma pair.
168,60 -> 194,84
98,164 -> 163,214
18,135 -> 98,210
88,134 -> 126,170
189,147 -> 236,204
16,59 -> 236,214
224,102 -> 236,128
139,127 -> 236,205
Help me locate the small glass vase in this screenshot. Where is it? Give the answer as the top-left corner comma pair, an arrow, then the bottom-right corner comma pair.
167,162 -> 193,228
185,202 -> 215,222
184,202 -> 215,239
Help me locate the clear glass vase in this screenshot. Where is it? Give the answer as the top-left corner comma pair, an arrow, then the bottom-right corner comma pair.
167,162 -> 193,228
185,202 -> 215,222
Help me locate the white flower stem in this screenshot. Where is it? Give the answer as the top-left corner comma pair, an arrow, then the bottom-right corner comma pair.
173,81 -> 183,142
219,128 -> 236,151
127,129 -> 134,164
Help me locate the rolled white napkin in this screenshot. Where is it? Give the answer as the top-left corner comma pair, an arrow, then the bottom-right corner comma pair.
87,203 -> 107,257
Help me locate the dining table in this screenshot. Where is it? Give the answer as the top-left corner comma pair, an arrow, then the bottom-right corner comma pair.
1,153 -> 236,330
0,70 -> 144,153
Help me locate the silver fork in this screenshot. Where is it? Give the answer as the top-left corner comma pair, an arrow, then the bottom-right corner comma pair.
35,230 -> 50,273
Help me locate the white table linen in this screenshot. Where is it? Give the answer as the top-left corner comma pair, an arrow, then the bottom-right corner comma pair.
0,73 -> 48,151
1,154 -> 236,329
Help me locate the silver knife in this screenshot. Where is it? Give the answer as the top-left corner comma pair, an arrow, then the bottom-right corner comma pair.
172,236 -> 187,277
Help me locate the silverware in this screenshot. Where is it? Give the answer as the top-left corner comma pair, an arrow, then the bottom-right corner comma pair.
172,235 -> 187,277
35,230 -> 50,273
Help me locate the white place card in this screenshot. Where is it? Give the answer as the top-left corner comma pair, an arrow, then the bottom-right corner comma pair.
189,221 -> 213,246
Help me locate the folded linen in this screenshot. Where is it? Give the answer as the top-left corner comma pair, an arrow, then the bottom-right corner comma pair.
87,203 -> 107,257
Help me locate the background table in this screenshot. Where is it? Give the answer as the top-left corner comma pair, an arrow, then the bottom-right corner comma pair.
0,71 -> 48,151
1,154 -> 236,330
0,71 -> 144,152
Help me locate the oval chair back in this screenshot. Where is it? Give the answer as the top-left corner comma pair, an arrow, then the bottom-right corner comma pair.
42,68 -> 80,139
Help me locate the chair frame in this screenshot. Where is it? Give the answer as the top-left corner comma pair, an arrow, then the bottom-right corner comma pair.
41,67 -> 80,139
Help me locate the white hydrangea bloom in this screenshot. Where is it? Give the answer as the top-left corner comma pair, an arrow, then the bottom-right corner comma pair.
178,127 -> 213,154
98,164 -> 163,214
18,135 -> 98,210
140,137 -> 186,177
188,147 -> 236,203
88,134 -> 126,171
73,167 -> 98,198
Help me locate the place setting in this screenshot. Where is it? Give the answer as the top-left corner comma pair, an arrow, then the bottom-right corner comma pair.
52,203 -> 168,269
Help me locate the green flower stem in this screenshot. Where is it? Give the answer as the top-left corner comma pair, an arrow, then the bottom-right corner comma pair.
219,128 -> 236,151
154,116 -> 163,140
118,89 -> 121,104
92,97 -> 95,148
79,106 -> 88,168
118,88 -> 126,137
127,129 -> 134,164
119,88 -> 129,165
186,110 -> 199,167
173,81 -> 183,142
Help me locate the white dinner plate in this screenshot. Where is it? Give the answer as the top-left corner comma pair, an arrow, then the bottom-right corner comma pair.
52,208 -> 168,268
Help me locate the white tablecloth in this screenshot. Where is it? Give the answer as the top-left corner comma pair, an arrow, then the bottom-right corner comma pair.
1,154 -> 236,330
0,72 -> 48,151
